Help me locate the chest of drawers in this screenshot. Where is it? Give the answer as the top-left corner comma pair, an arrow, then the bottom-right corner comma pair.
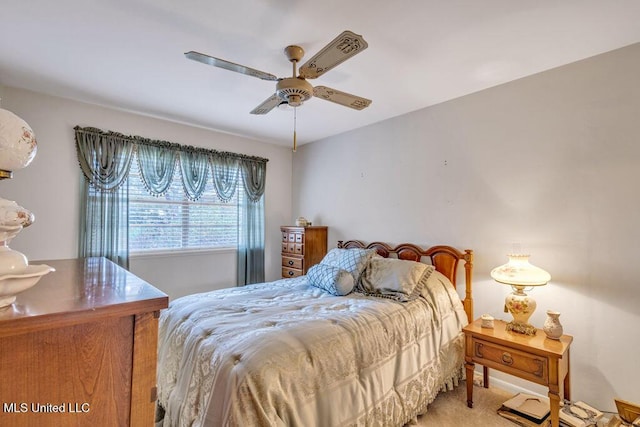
281,226 -> 328,278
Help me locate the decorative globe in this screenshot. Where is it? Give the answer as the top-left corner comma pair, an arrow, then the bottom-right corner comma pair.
0,108 -> 38,172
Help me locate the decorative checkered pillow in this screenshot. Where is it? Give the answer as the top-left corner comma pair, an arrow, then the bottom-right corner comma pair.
320,248 -> 377,284
307,264 -> 355,296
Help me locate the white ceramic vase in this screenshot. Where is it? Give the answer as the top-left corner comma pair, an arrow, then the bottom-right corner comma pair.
543,310 -> 563,340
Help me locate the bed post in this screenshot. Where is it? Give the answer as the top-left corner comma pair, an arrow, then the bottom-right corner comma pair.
463,249 -> 474,323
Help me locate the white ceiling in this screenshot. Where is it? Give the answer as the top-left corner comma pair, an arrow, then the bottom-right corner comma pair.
2,1 -> 640,147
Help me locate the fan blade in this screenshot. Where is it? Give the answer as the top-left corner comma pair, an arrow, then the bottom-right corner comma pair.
299,30 -> 368,79
185,51 -> 279,81
313,86 -> 371,110
250,94 -> 282,115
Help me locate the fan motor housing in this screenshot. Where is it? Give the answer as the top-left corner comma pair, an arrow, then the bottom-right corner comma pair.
276,77 -> 313,107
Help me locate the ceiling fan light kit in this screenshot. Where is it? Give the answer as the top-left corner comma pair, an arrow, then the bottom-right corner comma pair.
185,30 -> 372,150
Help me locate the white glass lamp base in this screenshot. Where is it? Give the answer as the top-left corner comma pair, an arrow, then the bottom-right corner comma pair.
505,286 -> 537,335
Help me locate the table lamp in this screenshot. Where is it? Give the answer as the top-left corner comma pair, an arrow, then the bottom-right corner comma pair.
491,254 -> 550,335
0,107 -> 54,308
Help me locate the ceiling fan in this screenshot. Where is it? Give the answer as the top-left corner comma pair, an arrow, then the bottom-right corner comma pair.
184,30 -> 372,149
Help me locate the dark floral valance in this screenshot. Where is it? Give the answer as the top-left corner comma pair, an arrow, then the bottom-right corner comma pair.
74,126 -> 268,202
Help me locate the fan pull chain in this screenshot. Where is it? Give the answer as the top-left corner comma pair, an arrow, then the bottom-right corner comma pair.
291,57 -> 298,152
293,106 -> 297,152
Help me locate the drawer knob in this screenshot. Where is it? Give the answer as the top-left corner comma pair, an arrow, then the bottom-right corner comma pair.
288,260 -> 294,266
288,271 -> 294,276
501,352 -> 514,365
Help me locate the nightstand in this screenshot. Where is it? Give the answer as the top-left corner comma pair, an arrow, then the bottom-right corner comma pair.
463,318 -> 573,427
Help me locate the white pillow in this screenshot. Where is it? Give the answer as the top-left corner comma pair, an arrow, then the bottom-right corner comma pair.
358,257 -> 434,302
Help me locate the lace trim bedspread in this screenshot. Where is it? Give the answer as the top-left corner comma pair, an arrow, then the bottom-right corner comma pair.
157,273 -> 468,427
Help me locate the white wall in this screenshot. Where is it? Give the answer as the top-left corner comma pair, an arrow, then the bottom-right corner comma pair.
293,43 -> 640,410
130,249 -> 237,300
0,86 -> 292,299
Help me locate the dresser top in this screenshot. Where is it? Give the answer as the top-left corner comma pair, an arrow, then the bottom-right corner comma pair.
0,257 -> 168,337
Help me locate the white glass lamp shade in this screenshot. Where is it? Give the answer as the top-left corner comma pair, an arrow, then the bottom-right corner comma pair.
491,254 -> 551,335
490,254 -> 551,287
0,108 -> 38,173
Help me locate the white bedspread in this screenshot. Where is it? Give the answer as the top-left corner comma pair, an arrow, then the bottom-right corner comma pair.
157,272 -> 468,427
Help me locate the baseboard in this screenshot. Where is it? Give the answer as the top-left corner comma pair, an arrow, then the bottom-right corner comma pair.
489,377 -> 543,397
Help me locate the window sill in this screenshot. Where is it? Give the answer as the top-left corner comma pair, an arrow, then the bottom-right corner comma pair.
130,247 -> 236,260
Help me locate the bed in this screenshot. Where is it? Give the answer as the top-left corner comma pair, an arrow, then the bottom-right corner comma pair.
156,240 -> 474,427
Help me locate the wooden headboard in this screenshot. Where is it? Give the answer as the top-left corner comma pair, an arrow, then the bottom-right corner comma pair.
337,240 -> 474,323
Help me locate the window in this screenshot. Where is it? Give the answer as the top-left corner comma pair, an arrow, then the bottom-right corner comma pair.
127,158 -> 239,253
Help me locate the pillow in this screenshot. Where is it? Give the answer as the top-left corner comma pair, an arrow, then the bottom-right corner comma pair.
320,248 -> 377,284
358,257 -> 435,302
307,263 -> 355,296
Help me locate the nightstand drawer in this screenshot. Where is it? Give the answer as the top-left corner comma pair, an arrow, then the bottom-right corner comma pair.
471,338 -> 548,385
282,267 -> 303,278
282,256 -> 303,270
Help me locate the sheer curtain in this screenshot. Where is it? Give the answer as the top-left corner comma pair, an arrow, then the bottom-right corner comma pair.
75,126 -> 268,283
76,129 -> 134,268
78,179 -> 130,268
237,159 -> 267,285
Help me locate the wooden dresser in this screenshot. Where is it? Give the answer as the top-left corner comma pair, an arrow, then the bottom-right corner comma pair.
0,257 -> 168,427
281,226 -> 328,278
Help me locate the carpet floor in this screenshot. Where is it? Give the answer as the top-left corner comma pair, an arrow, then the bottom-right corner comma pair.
413,380 -> 517,427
